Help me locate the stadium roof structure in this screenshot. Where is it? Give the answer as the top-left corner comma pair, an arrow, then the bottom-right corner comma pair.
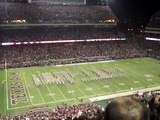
0,2 -> 118,27
145,11 -> 160,34
145,11 -> 160,41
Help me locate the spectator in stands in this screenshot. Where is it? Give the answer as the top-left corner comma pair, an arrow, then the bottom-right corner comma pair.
0,3 -> 116,24
104,97 -> 150,120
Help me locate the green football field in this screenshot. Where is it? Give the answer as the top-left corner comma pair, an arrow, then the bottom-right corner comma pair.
0,57 -> 160,115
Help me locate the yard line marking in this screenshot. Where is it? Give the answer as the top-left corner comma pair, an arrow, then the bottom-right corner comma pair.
64,68 -> 88,98
27,69 -> 45,104
104,85 -> 110,88
92,76 -> 113,92
107,80 -> 121,90
64,68 -> 87,97
78,68 -> 99,95
83,67 -> 107,94
21,72 -> 33,105
119,83 -> 125,86
55,85 -> 67,100
105,66 -> 136,88
45,85 -> 56,101
117,66 -> 146,87
134,81 -> 140,83
147,79 -> 152,81
89,81 -> 106,94
79,78 -> 96,95
37,70 -> 56,101
37,88 -> 45,103
74,84 -> 87,97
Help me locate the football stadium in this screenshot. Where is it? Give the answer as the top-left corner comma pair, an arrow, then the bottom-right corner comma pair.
0,0 -> 160,119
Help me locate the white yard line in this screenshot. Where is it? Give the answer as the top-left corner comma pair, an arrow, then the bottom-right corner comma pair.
55,86 -> 67,100
45,85 -> 56,101
87,79 -> 106,94
37,70 -> 56,101
37,88 -> 45,103
77,76 -> 96,95
21,72 -> 33,105
27,70 -> 45,104
95,80 -> 113,92
122,66 -> 150,86
118,67 -> 145,87
81,68 -> 106,94
107,80 -> 121,90
74,84 -> 87,97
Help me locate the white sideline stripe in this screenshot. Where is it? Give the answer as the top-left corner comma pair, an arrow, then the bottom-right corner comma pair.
55,60 -> 115,67
89,86 -> 160,102
8,60 -> 115,70
22,72 -> 33,105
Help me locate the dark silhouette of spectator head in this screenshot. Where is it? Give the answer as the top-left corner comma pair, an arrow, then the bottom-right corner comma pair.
87,112 -> 95,120
104,97 -> 150,120
155,95 -> 160,120
157,105 -> 160,120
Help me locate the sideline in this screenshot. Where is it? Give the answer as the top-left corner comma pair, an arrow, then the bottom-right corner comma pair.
89,86 -> 160,102
55,60 -> 115,67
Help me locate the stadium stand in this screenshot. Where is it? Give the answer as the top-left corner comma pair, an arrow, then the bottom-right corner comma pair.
0,40 -> 146,68
0,1 -> 160,120
0,3 -> 116,24
0,27 -> 124,42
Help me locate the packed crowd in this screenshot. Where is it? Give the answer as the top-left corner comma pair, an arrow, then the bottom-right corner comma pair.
0,40 -> 146,68
0,27 -> 124,42
0,102 -> 105,120
0,3 -> 116,24
0,90 -> 160,120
